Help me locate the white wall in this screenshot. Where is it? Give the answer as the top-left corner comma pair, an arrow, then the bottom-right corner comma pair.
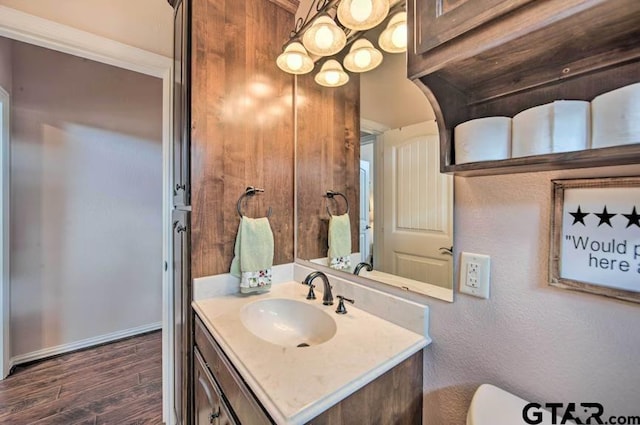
0,0 -> 173,57
0,37 -> 11,93
424,163 -> 640,424
10,41 -> 163,357
361,53 -> 435,129
360,143 -> 374,162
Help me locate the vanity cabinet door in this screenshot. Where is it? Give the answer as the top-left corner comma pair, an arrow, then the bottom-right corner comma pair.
194,350 -> 238,425
194,317 -> 274,425
412,0 -> 533,54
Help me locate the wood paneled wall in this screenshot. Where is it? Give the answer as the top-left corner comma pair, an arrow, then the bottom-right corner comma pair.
296,72 -> 360,261
190,0 -> 295,278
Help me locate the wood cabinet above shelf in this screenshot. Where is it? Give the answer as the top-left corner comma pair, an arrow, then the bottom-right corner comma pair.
408,0 -> 640,176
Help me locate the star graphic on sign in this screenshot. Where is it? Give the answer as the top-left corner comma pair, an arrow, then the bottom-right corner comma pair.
623,206 -> 640,228
569,205 -> 589,226
595,206 -> 616,227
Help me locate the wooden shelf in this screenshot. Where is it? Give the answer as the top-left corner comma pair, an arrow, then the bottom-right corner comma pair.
443,144 -> 640,177
407,0 -> 640,177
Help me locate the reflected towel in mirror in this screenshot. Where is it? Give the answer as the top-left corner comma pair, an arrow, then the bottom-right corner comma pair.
328,213 -> 352,271
230,217 -> 274,293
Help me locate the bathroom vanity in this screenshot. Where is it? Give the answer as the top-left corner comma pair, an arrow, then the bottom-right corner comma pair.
170,0 -> 640,423
192,282 -> 428,424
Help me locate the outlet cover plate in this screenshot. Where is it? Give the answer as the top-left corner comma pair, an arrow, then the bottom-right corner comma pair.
459,252 -> 491,299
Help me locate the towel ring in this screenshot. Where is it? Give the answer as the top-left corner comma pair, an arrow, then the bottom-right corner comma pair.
237,187 -> 272,218
324,190 -> 349,216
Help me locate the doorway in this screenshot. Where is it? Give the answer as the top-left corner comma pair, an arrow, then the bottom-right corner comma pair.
7,39 -> 164,362
0,9 -> 173,423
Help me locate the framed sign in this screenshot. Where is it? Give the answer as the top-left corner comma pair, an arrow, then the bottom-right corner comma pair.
550,177 -> 640,303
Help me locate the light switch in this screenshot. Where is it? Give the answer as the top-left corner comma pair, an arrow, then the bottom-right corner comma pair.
459,252 -> 490,299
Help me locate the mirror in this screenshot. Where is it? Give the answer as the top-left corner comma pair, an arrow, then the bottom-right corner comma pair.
294,40 -> 454,302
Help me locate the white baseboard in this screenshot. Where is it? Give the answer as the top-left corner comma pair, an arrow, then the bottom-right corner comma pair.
10,322 -> 162,366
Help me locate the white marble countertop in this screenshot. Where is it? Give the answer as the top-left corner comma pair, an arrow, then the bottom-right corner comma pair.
193,281 -> 429,425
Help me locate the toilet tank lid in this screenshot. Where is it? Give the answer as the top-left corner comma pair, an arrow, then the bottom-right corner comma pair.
467,384 -> 571,425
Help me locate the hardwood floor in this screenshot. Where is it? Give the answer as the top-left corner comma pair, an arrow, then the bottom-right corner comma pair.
0,331 -> 163,425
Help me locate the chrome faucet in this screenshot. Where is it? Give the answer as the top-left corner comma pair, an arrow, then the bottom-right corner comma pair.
303,271 -> 333,305
353,262 -> 373,275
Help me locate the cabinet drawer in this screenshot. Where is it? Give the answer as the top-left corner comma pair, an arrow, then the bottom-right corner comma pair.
195,316 -> 273,425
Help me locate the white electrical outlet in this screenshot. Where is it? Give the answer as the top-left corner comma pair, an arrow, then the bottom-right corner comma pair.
459,252 -> 491,299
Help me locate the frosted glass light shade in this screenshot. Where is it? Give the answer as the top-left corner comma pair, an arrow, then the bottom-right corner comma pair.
276,42 -> 314,74
302,15 -> 347,56
315,59 -> 349,87
379,11 -> 407,53
337,0 -> 390,31
343,38 -> 382,72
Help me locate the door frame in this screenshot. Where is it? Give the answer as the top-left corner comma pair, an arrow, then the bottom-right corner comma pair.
360,119 -> 389,269
0,86 -> 9,380
0,6 -> 174,423
359,160 -> 371,263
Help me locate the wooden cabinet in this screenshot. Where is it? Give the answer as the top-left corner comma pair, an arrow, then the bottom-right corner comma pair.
413,0 -> 533,54
408,0 -> 640,176
171,1 -> 194,424
194,315 -> 423,425
173,208 -> 192,424
172,0 -> 190,207
194,350 -> 237,425
194,317 -> 276,425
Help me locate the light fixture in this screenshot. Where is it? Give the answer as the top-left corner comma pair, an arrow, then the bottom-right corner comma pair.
276,1 -> 404,86
337,0 -> 390,31
315,59 -> 349,87
343,38 -> 383,72
276,41 -> 314,74
302,15 -> 347,56
378,11 -> 407,53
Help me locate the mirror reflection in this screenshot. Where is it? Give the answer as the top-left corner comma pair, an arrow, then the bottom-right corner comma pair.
295,38 -> 454,302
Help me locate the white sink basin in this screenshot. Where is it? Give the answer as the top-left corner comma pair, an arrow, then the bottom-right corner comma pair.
240,298 -> 337,347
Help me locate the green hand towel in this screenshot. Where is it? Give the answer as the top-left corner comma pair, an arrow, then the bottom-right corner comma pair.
328,213 -> 352,270
230,217 -> 274,293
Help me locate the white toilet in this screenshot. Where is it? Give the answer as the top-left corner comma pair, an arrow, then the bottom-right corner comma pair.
467,384 -> 570,425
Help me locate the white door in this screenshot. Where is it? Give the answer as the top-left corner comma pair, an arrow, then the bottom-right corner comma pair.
381,122 -> 453,289
359,160 -> 371,263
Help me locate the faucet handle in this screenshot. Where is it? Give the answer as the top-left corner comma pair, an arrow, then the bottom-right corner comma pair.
306,283 -> 316,300
335,295 -> 354,314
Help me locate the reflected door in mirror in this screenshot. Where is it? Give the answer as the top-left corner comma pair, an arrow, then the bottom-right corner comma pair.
359,160 -> 371,263
379,122 -> 453,289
